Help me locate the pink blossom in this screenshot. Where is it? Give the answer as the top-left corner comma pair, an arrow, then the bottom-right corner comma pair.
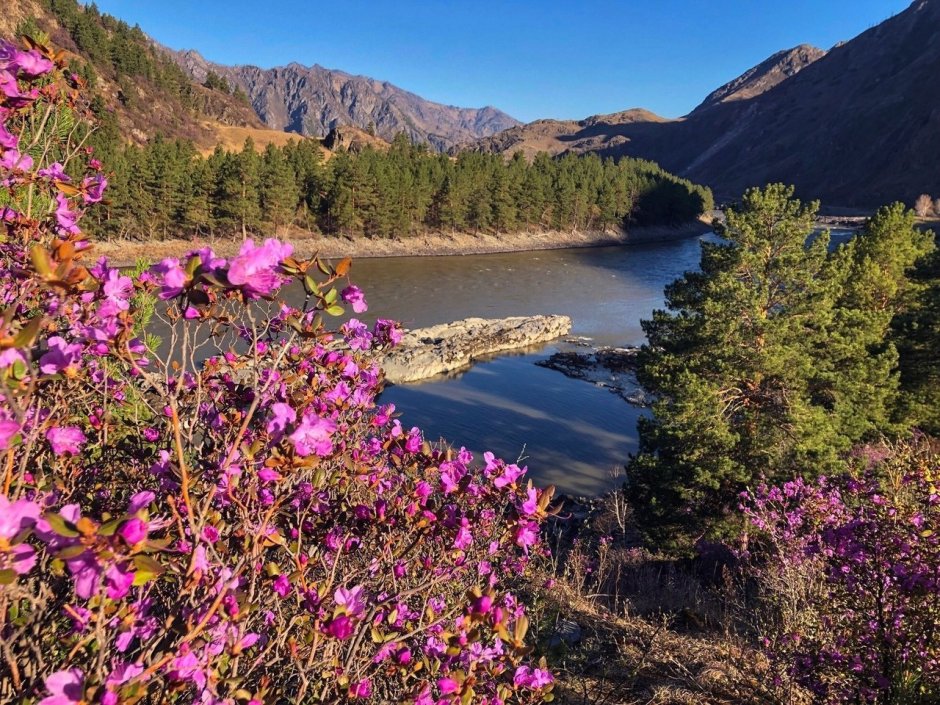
519,487 -> 539,517
150,258 -> 189,299
514,521 -> 540,553
0,123 -> 16,150
12,49 -> 54,78
0,418 -> 21,450
272,574 -> 291,598
38,162 -> 69,181
227,238 -> 293,297
46,426 -> 86,456
334,584 -> 366,618
0,149 -> 33,171
40,336 -> 83,376
0,493 -> 39,574
348,678 -> 372,698
437,677 -> 459,695
54,193 -> 81,234
38,669 -> 84,705
513,665 -> 553,689
341,285 -> 368,313
289,412 -> 337,457
494,463 -> 526,489
81,174 -> 107,203
266,402 -> 296,437
323,614 -> 355,640
105,563 -> 134,600
119,517 -> 148,545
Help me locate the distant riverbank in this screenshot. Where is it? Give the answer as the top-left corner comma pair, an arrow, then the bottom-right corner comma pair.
93,219 -> 714,267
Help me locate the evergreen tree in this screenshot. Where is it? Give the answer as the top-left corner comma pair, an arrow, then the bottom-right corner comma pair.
627,184 -> 900,546
260,143 -> 300,234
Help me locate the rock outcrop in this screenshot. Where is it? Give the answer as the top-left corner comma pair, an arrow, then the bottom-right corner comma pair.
536,346 -> 654,407
167,49 -> 520,151
381,315 -> 571,383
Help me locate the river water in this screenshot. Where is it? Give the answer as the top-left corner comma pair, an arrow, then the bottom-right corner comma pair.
337,235 -> 716,496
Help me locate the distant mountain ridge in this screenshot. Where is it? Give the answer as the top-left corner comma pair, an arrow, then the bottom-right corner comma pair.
169,48 -> 520,151
468,1 -> 940,208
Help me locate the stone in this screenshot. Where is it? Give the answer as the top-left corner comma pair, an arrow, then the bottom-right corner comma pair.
381,315 -> 571,384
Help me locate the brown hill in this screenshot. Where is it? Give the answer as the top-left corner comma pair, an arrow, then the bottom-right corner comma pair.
470,1 -> 940,208
169,49 -> 520,151
4,0 -> 299,151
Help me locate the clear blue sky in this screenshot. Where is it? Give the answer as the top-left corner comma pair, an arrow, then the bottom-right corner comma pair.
92,0 -> 911,122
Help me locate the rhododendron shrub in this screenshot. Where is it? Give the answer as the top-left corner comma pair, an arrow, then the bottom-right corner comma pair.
0,37 -> 554,704
738,440 -> 940,705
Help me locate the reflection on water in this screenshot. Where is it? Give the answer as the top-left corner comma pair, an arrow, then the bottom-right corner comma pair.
298,235 -> 718,496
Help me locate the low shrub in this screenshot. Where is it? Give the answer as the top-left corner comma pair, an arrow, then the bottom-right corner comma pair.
0,37 -> 554,704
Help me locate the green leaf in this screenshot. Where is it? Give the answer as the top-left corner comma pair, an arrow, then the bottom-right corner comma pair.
303,274 -> 319,296
13,317 -> 43,348
0,569 -> 16,585
42,511 -> 79,537
132,554 -> 165,585
325,304 -> 344,317
324,288 -> 338,305
30,245 -> 52,276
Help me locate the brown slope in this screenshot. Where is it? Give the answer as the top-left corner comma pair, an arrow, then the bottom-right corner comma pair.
663,0 -> 940,206
690,44 -> 826,113
474,1 -> 939,208
170,49 -> 520,151
3,0 -> 302,151
463,108 -> 667,159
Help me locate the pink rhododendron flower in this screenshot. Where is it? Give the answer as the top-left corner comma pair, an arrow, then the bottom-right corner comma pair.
341,285 -> 368,313
514,665 -> 554,689
38,669 -> 84,705
520,487 -> 539,516
38,162 -> 69,181
267,402 -> 296,436
0,148 -> 33,171
119,517 -> 148,545
40,336 -> 83,376
334,584 -> 366,618
0,493 -> 39,574
227,238 -> 293,297
0,123 -> 16,149
150,258 -> 188,299
323,614 -> 355,640
494,462 -> 526,489
437,677 -> 459,695
348,678 -> 372,698
54,193 -> 81,234
0,418 -> 20,450
46,426 -> 86,456
12,49 -> 54,78
105,563 -> 134,600
289,412 -> 337,457
272,574 -> 291,598
81,174 -> 107,203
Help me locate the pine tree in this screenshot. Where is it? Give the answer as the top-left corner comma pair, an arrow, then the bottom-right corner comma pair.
260,143 -> 300,235
627,184 -> 887,546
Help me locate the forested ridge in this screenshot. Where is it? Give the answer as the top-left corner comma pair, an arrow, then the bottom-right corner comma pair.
86,134 -> 713,241
10,2 -> 713,242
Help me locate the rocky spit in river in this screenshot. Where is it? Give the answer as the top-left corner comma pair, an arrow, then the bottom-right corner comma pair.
380,315 -> 572,383
536,342 -> 655,407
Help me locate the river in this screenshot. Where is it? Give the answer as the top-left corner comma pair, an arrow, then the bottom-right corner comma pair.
335,234 -> 717,496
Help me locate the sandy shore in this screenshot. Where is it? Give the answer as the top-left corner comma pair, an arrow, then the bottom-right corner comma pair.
92,219 -> 714,267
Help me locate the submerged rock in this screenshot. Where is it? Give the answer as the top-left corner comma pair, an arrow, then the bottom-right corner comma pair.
381,315 -> 572,383
536,346 -> 655,407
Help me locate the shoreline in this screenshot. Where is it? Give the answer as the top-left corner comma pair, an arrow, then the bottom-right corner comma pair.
92,218 -> 714,267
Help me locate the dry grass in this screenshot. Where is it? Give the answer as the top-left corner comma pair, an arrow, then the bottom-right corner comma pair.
524,490 -> 811,705
197,122 -> 324,155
